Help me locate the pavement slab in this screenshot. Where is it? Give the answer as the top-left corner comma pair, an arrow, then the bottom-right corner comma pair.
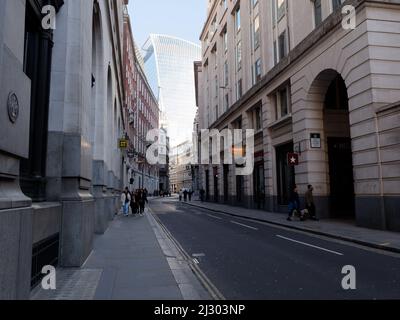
31,208 -> 211,300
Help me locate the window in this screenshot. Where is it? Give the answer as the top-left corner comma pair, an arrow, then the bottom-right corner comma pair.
235,7 -> 241,32
275,85 -> 291,119
236,79 -> 243,100
222,27 -> 228,53
273,41 -> 278,65
212,16 -> 217,34
236,40 -> 242,70
224,93 -> 229,112
224,61 -> 229,87
278,31 -> 287,60
215,75 -> 219,98
254,59 -> 262,83
253,15 -> 260,49
332,0 -> 342,11
314,0 -> 322,27
253,106 -> 262,131
277,0 -> 286,21
272,0 -> 277,25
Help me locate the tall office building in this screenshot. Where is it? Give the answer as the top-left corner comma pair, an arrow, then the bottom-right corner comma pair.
143,34 -> 201,147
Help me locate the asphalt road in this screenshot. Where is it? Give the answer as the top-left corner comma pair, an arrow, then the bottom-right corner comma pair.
149,198 -> 400,300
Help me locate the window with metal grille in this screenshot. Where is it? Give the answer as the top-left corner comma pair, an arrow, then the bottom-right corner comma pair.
31,233 -> 60,289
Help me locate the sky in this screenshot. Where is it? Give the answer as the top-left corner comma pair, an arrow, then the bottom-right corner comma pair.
127,0 -> 206,50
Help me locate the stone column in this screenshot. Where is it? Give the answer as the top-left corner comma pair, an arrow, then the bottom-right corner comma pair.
107,170 -> 117,219
48,1 -> 95,267
0,0 -> 33,300
93,161 -> 108,234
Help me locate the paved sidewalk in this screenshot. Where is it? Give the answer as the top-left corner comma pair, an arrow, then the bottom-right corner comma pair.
31,209 -> 210,300
182,200 -> 400,254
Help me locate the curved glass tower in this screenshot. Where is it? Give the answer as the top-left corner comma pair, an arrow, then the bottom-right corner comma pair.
143,34 -> 201,147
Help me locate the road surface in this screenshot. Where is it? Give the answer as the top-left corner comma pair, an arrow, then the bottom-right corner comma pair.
149,198 -> 400,300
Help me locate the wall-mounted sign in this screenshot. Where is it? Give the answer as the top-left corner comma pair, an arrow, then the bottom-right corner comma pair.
118,139 -> 128,149
310,133 -> 321,149
7,92 -> 19,123
287,153 -> 299,166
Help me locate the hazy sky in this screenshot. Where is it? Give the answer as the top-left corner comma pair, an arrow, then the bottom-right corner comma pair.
127,0 -> 206,49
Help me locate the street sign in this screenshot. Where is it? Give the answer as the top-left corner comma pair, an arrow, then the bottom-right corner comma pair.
310,133 -> 321,149
118,139 -> 128,149
288,153 -> 299,166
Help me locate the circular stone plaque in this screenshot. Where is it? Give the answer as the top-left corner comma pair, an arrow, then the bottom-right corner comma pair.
7,92 -> 19,123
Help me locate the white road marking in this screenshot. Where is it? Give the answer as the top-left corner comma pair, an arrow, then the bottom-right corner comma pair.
231,221 -> 258,230
207,214 -> 223,220
276,235 -> 344,256
193,258 -> 200,264
192,253 -> 206,258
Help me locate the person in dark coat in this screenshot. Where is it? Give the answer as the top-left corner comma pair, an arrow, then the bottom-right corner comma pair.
305,184 -> 318,221
183,189 -> 188,202
138,189 -> 148,216
287,185 -> 300,221
200,189 -> 205,202
130,190 -> 138,215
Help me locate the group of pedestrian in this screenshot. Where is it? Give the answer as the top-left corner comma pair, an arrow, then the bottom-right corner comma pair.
178,189 -> 193,202
121,187 -> 148,217
160,190 -> 171,197
287,184 -> 319,222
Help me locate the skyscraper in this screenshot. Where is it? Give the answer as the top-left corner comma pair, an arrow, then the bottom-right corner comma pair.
143,34 -> 201,147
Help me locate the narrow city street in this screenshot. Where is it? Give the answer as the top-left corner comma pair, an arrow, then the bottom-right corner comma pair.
149,198 -> 400,300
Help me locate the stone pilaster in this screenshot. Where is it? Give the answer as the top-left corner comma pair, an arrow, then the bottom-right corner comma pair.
0,0 -> 33,300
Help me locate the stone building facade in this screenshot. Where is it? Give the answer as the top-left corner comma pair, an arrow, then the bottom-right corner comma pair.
0,0 -> 128,299
158,127 -> 170,194
197,0 -> 400,231
170,141 -> 194,193
123,11 -> 160,195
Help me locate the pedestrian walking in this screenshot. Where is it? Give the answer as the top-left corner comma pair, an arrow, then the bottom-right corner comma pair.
200,189 -> 205,202
188,190 -> 193,202
121,187 -> 131,217
305,185 -> 319,221
143,188 -> 149,207
130,190 -> 138,215
138,189 -> 148,216
287,185 -> 300,221
183,189 -> 188,202
134,190 -> 141,214
179,189 -> 183,202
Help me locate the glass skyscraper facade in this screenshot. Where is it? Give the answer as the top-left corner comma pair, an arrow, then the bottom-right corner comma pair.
143,34 -> 201,147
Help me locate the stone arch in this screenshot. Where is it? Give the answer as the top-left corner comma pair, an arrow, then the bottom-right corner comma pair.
106,66 -> 113,169
91,0 -> 105,158
297,68 -> 355,219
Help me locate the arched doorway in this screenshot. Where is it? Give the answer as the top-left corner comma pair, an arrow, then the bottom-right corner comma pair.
304,69 -> 355,220
323,73 -> 355,218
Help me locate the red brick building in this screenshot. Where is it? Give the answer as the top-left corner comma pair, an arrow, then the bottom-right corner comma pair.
123,10 -> 160,194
